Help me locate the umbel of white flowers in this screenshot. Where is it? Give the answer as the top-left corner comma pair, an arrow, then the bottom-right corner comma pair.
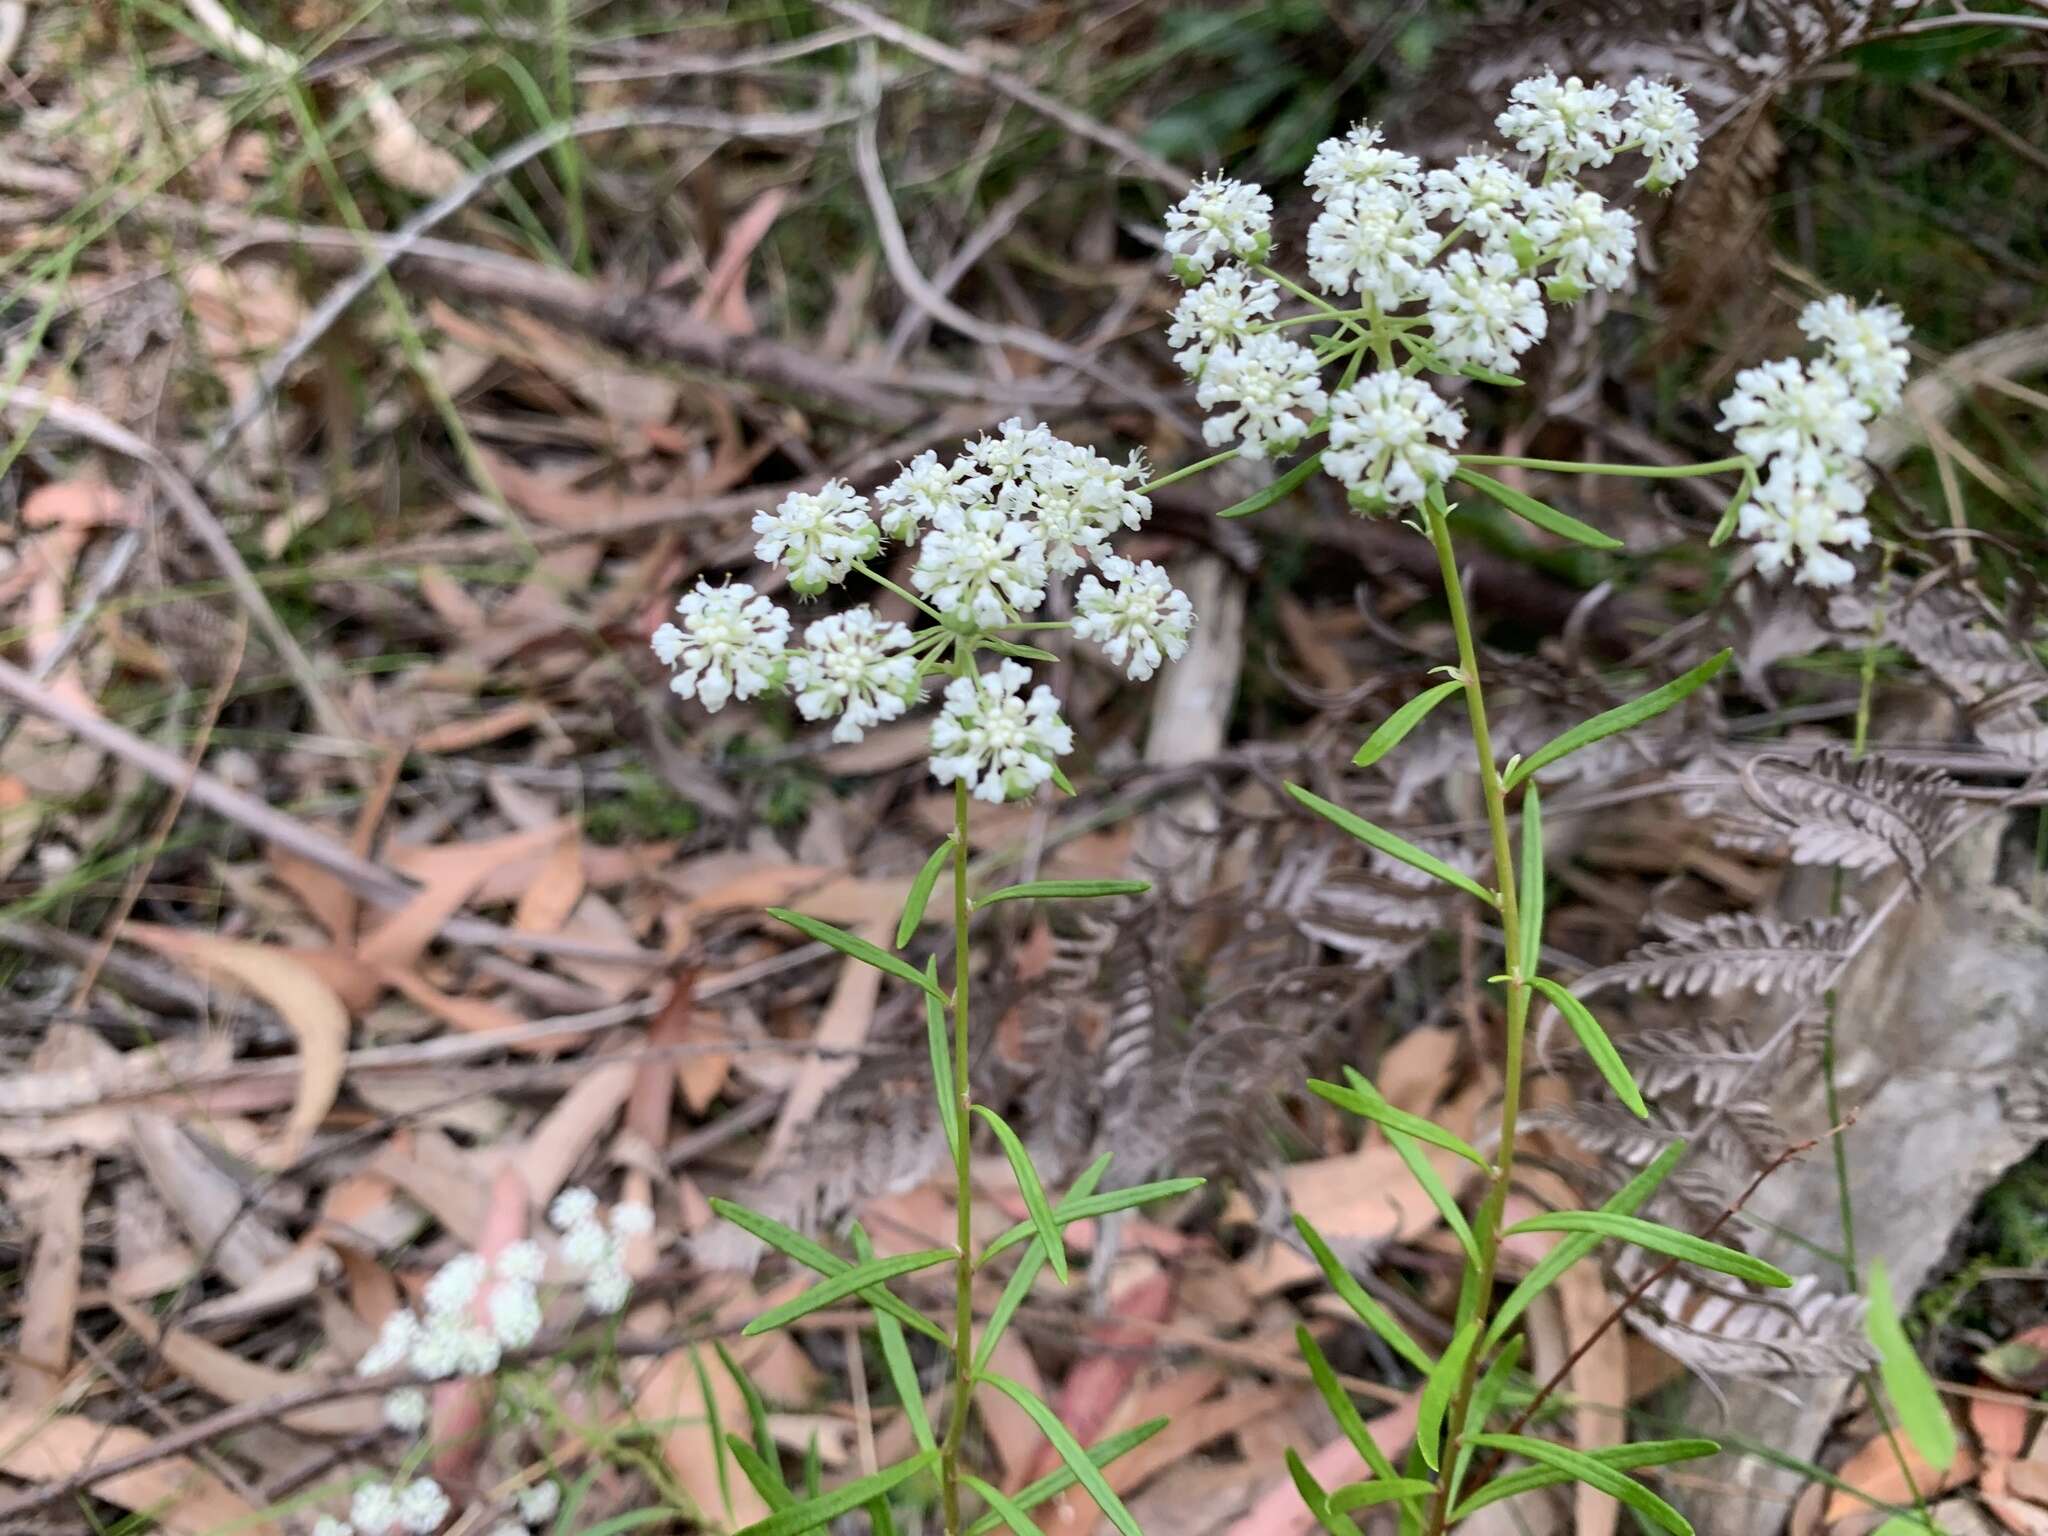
1163,70 -> 1907,588
651,419 -> 1195,802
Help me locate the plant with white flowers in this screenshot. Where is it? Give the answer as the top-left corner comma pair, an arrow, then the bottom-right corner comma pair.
1151,71 -> 1918,1536
651,419 -> 1207,1536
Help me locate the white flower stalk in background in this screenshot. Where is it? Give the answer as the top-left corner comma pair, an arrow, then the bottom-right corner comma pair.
652,581 -> 790,710
1169,264 -> 1279,372
1326,373 -> 1467,511
1075,557 -> 1195,681
930,660 -> 1075,803
1196,332 -> 1329,457
1162,174 -> 1272,275
751,480 -> 878,593
789,608 -> 918,743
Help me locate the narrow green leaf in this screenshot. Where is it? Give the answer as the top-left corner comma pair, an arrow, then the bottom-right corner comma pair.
1517,787 -> 1543,970
710,1200 -> 953,1348
963,1473 -> 1045,1536
1503,1211 -> 1792,1289
1502,651 -> 1732,791
984,637 -> 1061,663
725,1436 -> 795,1513
1709,465 -> 1756,547
1286,1447 -> 1368,1536
742,1248 -> 956,1336
982,1373 -> 1146,1536
767,908 -> 947,1000
1353,680 -> 1465,768
1470,1434 -> 1692,1536
1868,1259 -> 1960,1472
731,1450 -> 938,1536
1218,448 -> 1324,519
1529,977 -> 1647,1118
577,1512 -> 690,1536
1286,783 -> 1497,907
1452,362 -> 1526,388
977,1157 -> 1109,1373
979,1177 -> 1206,1265
687,1346 -> 734,1522
1449,1337 -> 1524,1505
1327,1479 -> 1443,1514
802,1433 -> 821,1499
1417,1320 -> 1480,1471
1485,1141 -> 1685,1352
974,1105 -> 1069,1285
898,838 -> 954,948
1380,1120 -> 1480,1267
976,879 -> 1151,908
1297,1325 -> 1410,1487
1397,1443 -> 1429,1536
925,961 -> 959,1159
867,1492 -> 900,1536
1453,1439 -> 1718,1522
1294,1216 -> 1436,1377
853,1226 -> 934,1455
961,1420 -> 1168,1536
1050,764 -> 1078,797
1453,467 -> 1624,551
1307,1075 -> 1490,1172
715,1341 -> 781,1472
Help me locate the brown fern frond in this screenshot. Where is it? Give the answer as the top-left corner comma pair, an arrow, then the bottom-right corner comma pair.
1624,1263 -> 1876,1379
1576,912 -> 1856,999
1741,746 -> 1964,882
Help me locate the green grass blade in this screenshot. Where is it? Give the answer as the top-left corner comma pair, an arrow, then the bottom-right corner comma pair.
1307,1076 -> 1490,1171
1286,1448 -> 1368,1536
768,908 -> 947,1000
1453,467 -> 1624,551
974,1105 -> 1069,1285
1529,978 -> 1647,1117
979,1177 -> 1205,1264
1382,1123 -> 1480,1267
1293,1216 -> 1435,1376
977,1156 -> 1109,1373
853,1225 -> 934,1455
742,1249 -> 956,1336
898,837 -> 954,947
1286,783 -> 1497,906
982,1373 -> 1145,1536
715,1341 -> 781,1472
960,1420 -> 1168,1536
976,879 -> 1151,908
710,1200 -> 953,1348
1416,1319 -> 1480,1472
1502,1211 -> 1792,1289
731,1450 -> 938,1536
1518,787 -> 1543,967
963,1473 -> 1045,1536
1470,1434 -> 1692,1536
687,1345 -> 734,1522
1218,448 -> 1324,518
1297,1324 -> 1410,1486
1867,1258 -> 1960,1472
1449,1337 -> 1524,1504
725,1435 -> 796,1513
1502,651 -> 1731,791
1453,1439 -> 1718,1522
1353,680 -> 1464,768
1327,1479 -> 1443,1514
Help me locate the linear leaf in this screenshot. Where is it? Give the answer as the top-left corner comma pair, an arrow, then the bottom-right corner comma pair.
853,1226 -> 934,1455
1518,787 -> 1543,969
964,1473 -> 1045,1536
1502,651 -> 1732,791
731,1450 -> 938,1536
977,1156 -> 1109,1373
977,879 -> 1151,909
1867,1259 -> 1960,1472
1327,1479 -> 1443,1514
715,1341 -> 780,1472
897,838 -> 954,948
982,1373 -> 1145,1536
1484,1141 -> 1685,1352
710,1200 -> 952,1349
960,1421 -> 1168,1536
767,908 -> 947,1000
1286,783 -> 1497,906
1353,680 -> 1464,768
1294,1216 -> 1436,1377
1307,1075 -> 1490,1171
1503,1211 -> 1792,1288
725,1436 -> 795,1514
1417,1319 -> 1480,1471
742,1248 -> 956,1336
925,962 -> 959,1159
1470,1434 -> 1692,1536
980,1177 -> 1206,1265
1529,977 -> 1647,1117
1218,448 -> 1324,519
1379,1118 -> 1480,1267
688,1346 -> 735,1522
1453,468 -> 1624,551
1297,1325 -> 1410,1488
1287,1448 -> 1367,1536
974,1105 -> 1069,1285
1449,1338 -> 1524,1505
1453,1439 -> 1719,1520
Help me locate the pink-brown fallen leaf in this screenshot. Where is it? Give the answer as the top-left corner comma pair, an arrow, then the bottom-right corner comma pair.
1976,1391 -> 2034,1462
979,1329 -> 1051,1491
692,186 -> 789,334
1223,1397 -> 1421,1536
631,1345 -> 772,1528
432,1167 -> 529,1493
284,945 -> 383,1014
1028,1263 -> 1175,1483
515,1053 -> 638,1204
515,824 -> 586,935
755,922 -> 888,1171
1045,1369 -> 1229,1536
413,701 -> 545,755
0,1413 -> 263,1536
2009,1461 -> 2048,1505
1986,1492 -> 2048,1536
107,1297 -> 379,1435
379,966 -> 590,1054
1825,1433 -> 1976,1523
7,1152 -> 88,1411
266,846 -> 359,944
367,823 -> 568,970
1558,1261 -> 1627,1536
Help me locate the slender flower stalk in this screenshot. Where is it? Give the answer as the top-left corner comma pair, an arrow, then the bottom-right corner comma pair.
941,777 -> 976,1532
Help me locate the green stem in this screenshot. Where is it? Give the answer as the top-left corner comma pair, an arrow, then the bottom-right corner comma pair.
855,560 -> 945,622
1420,493 -> 1530,1536
1456,453 -> 1751,479
1136,446 -> 1238,493
939,781 -> 975,1534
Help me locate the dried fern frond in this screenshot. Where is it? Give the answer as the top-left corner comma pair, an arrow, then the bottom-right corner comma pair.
1741,746 -> 1964,882
1625,1262 -> 1876,1379
1615,1017 -> 1816,1107
1576,911 -> 1856,1000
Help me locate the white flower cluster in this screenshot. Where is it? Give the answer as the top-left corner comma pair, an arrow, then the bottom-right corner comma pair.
1163,73 -> 1701,513
315,1476 -> 449,1536
651,423 -> 1194,803
1717,295 -> 1910,587
482,1481 -> 563,1536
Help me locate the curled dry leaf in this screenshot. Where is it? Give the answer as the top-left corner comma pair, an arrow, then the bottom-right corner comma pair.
107,1297 -> 379,1436
0,1414 -> 260,1536
122,924 -> 347,1169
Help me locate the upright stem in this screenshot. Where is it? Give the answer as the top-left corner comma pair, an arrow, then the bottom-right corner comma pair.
940,779 -> 975,1535
1421,495 -> 1531,1536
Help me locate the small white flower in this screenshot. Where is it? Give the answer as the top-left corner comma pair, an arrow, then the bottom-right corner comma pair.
358,1310 -> 419,1375
485,1524 -> 529,1536
788,607 -> 919,744
1496,71 -> 1621,173
351,1483 -> 400,1536
1325,373 -> 1467,511
1168,264 -> 1280,373
1304,122 -> 1420,203
383,1387 -> 428,1432
488,1279 -> 544,1350
422,1253 -> 486,1319
1195,333 -> 1328,459
1798,295 -> 1911,412
1019,444 -> 1150,575
1420,249 -> 1548,375
455,1321 -> 502,1377
407,1315 -> 475,1380
1740,457 -> 1872,588
751,480 -> 878,594
966,417 -> 1058,485
396,1477 -> 451,1534
584,1262 -> 633,1315
610,1201 -> 655,1239
314,1517 -> 355,1536
652,581 -> 790,712
1162,175 -> 1273,276
1422,154 -> 1531,238
495,1240 -> 546,1285
1305,185 -> 1433,307
875,451 -> 988,545
1717,357 -> 1871,481
518,1483 -> 562,1525
1621,78 -> 1700,189
560,1218 -> 613,1274
1074,558 -> 1194,681
549,1187 -> 598,1231
912,500 -> 1049,628
929,660 -> 1074,804
1520,186 -> 1637,294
